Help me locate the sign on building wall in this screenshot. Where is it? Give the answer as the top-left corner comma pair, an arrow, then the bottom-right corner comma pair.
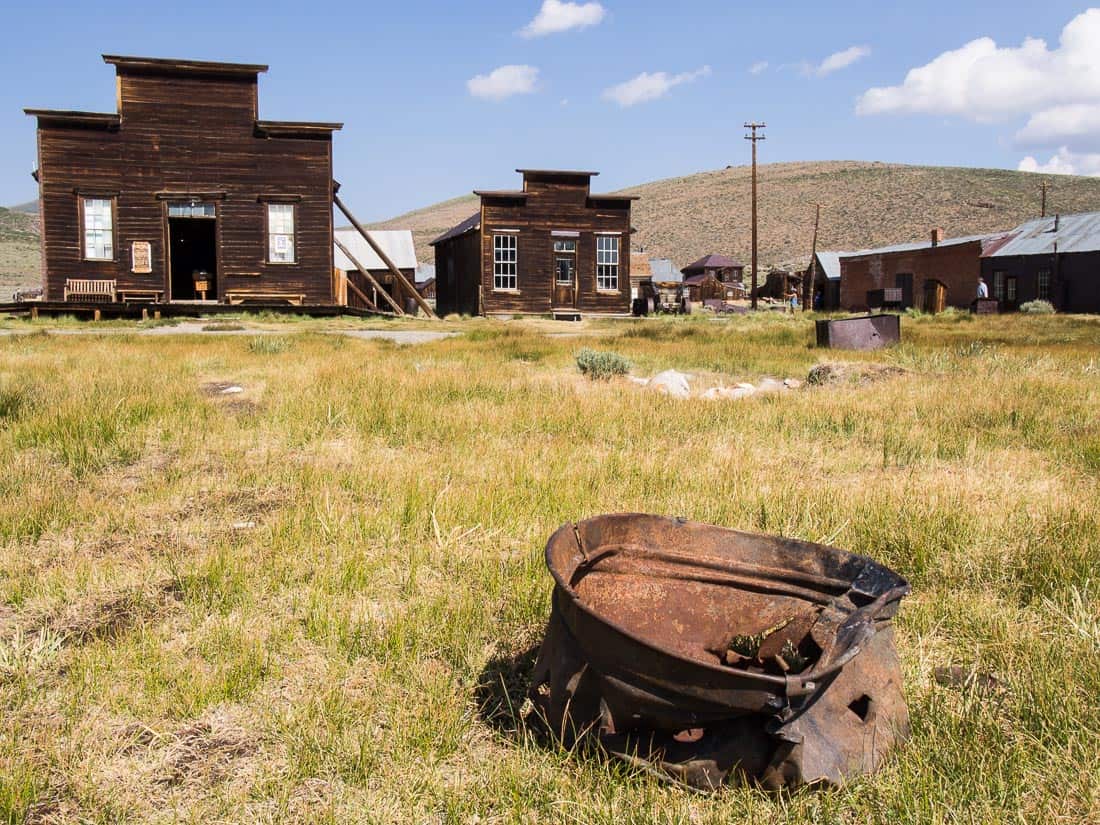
131,241 -> 152,274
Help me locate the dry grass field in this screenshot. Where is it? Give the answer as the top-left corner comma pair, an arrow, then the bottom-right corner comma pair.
0,312 -> 1098,823
371,162 -> 1100,268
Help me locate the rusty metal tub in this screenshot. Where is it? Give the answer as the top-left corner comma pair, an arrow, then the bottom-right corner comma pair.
529,514 -> 911,789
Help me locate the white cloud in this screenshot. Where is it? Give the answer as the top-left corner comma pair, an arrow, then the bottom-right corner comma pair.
467,65 -> 539,101
1018,147 -> 1100,176
1016,104 -> 1100,150
815,46 -> 871,77
749,61 -> 769,76
603,66 -> 711,107
521,0 -> 606,38
857,9 -> 1100,121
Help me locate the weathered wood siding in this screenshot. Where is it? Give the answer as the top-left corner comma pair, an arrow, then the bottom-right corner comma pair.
33,63 -> 335,303
435,228 -> 482,316
479,177 -> 631,315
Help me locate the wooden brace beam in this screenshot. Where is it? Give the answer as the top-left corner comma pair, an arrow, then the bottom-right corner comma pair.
334,237 -> 405,315
334,194 -> 437,318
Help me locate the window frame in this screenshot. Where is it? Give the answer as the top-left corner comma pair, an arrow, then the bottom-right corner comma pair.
80,196 -> 116,262
992,270 -> 1006,301
1037,268 -> 1051,300
493,233 -> 518,291
266,202 -> 297,265
596,235 -> 620,292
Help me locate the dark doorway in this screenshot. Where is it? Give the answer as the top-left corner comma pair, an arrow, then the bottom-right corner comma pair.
894,273 -> 914,309
169,217 -> 217,301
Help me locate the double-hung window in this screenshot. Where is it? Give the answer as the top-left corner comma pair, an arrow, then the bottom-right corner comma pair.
493,234 -> 517,290
82,198 -> 114,261
267,203 -> 296,264
992,270 -> 1006,301
596,235 -> 620,291
1037,269 -> 1051,300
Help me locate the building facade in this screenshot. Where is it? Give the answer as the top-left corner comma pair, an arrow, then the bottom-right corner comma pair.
981,212 -> 1100,313
839,230 -> 1003,312
27,55 -> 341,305
431,170 -> 635,317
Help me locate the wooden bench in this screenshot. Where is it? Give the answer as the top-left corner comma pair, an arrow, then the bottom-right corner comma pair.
225,290 -> 305,306
118,288 -> 165,304
63,279 -> 116,303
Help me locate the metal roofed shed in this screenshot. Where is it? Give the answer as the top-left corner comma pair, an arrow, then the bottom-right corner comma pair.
984,211 -> 1100,257
649,258 -> 683,283
334,228 -> 417,272
980,211 -> 1100,313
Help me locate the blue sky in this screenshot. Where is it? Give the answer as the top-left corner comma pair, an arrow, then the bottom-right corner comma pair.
3,1 -> 1099,221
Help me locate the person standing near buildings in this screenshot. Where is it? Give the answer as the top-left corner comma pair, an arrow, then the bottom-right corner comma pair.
977,276 -> 989,299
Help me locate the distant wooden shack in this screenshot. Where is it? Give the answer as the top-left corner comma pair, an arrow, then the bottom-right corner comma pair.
26,55 -> 342,306
681,254 -> 745,284
333,229 -> 417,310
431,170 -> 636,318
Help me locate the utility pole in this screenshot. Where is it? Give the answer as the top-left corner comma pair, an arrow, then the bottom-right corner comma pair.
804,203 -> 821,312
745,122 -> 766,310
1041,180 -> 1048,217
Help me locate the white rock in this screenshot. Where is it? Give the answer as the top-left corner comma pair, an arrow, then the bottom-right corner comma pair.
628,376 -> 650,387
735,382 -> 756,391
784,378 -> 803,389
703,385 -> 755,401
756,377 -> 787,394
648,370 -> 692,399
220,385 -> 245,395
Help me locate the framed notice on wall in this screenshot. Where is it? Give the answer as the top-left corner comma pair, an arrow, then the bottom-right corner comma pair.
131,241 -> 152,274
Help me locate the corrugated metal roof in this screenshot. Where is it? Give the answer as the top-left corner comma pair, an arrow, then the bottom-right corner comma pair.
430,212 -> 480,246
334,228 -> 417,271
649,258 -> 683,282
415,263 -> 436,284
845,233 -> 995,258
985,211 -> 1100,257
815,251 -> 852,281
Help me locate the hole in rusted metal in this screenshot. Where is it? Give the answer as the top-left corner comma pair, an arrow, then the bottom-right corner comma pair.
528,514 -> 912,790
848,695 -> 872,722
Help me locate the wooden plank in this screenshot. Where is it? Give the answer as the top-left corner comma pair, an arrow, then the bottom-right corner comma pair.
345,276 -> 381,313
333,237 -> 405,315
333,194 -> 437,318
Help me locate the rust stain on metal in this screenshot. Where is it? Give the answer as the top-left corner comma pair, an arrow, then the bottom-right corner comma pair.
816,314 -> 901,350
528,514 -> 911,790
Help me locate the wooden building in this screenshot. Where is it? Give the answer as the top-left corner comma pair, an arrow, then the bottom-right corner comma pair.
808,251 -> 846,310
26,55 -> 341,305
840,229 -> 1010,312
431,170 -> 636,318
981,212 -> 1100,313
681,254 -> 745,284
333,228 -> 417,310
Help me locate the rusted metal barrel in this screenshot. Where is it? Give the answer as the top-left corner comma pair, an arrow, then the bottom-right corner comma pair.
529,514 -> 911,790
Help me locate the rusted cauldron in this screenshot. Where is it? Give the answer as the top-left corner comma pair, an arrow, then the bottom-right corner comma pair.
528,514 -> 910,790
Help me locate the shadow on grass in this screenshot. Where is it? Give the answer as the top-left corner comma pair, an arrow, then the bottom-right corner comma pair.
474,643 -> 542,736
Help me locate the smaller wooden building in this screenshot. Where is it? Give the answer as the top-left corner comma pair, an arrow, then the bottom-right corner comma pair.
681,254 -> 745,284
808,251 -> 846,310
431,170 -> 636,318
333,228 -> 417,310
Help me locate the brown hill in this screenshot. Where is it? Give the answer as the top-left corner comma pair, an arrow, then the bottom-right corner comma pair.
0,207 -> 41,296
371,161 -> 1100,270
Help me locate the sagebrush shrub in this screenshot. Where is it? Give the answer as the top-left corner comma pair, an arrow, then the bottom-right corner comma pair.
575,348 -> 631,380
1020,300 -> 1055,315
